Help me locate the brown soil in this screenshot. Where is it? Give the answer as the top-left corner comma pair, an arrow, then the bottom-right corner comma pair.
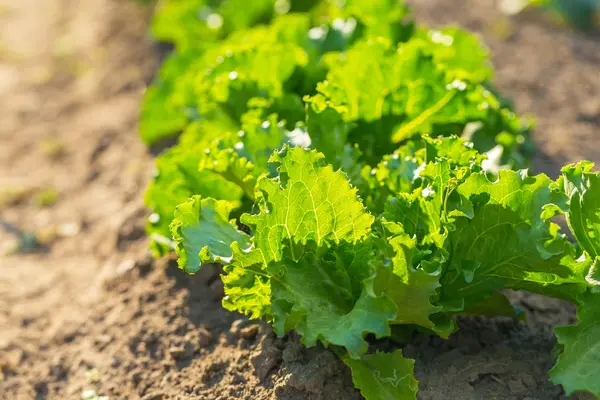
0,0 -> 598,399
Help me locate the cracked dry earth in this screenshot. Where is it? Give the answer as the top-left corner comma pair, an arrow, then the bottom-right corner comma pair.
0,0 -> 598,399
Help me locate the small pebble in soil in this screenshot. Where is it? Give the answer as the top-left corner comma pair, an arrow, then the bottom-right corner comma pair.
521,294 -> 560,312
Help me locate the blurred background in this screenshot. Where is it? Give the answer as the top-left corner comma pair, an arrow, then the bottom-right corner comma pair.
0,0 -> 598,399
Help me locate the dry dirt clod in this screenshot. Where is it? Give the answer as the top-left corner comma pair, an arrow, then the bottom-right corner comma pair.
141,392 -> 165,400
240,324 -> 260,340
229,318 -> 249,336
197,329 -> 213,348
168,347 -> 186,359
33,381 -> 48,396
168,341 -> 196,360
251,340 -> 283,381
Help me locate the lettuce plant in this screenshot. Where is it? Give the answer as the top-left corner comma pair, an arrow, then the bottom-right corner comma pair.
171,141 -> 600,399
142,0 -> 534,254
140,1 -> 600,399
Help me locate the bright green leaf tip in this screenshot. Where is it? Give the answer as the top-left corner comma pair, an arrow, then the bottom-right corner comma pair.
170,195 -> 250,273
344,350 -> 419,400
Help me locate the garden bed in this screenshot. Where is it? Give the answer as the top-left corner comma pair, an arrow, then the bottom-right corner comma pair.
0,0 -> 599,399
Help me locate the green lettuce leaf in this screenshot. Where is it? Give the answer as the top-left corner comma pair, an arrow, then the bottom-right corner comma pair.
559,161 -> 600,259
241,146 -> 374,263
172,147 -> 398,357
550,291 -> 600,397
170,196 -> 272,319
238,147 -> 395,357
441,169 -> 589,306
371,137 -> 590,312
145,106 -> 304,254
372,231 -> 451,336
170,196 -> 251,273
307,30 -> 531,165
304,94 -> 352,163
144,123 -> 245,255
194,28 -> 309,122
361,136 -> 482,216
269,241 -> 397,358
142,14 -> 313,146
315,0 -> 413,44
344,350 -> 418,400
139,50 -> 202,144
221,242 -> 273,320
151,0 -> 275,51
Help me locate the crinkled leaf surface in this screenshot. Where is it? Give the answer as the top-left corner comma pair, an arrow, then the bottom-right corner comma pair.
242,146 -> 374,263
240,147 -> 393,357
344,350 -> 418,400
221,243 -> 272,320
269,242 -> 397,358
560,161 -> 600,259
305,94 -> 352,164
309,31 -> 531,165
172,146 -> 396,357
384,190 -> 443,247
442,170 -> 589,306
373,233 -> 449,335
195,33 -> 308,120
550,291 -> 600,397
144,124 -> 245,255
145,107 -> 299,254
171,196 -> 251,273
321,0 -> 413,43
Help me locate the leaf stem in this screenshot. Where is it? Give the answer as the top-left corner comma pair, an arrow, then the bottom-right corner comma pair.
392,90 -> 457,143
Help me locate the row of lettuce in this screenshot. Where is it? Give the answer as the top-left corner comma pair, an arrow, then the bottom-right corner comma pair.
139,1 -> 599,399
